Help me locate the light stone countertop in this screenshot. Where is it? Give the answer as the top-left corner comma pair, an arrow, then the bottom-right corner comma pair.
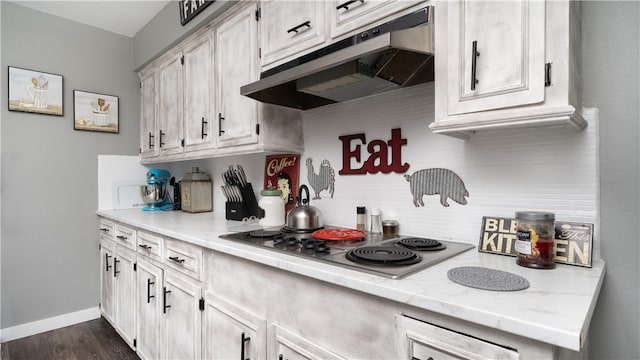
97,209 -> 605,352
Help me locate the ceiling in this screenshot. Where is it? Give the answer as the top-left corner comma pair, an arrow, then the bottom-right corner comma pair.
9,1 -> 172,38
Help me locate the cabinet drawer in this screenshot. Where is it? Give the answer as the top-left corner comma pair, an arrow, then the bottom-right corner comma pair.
165,239 -> 202,281
395,315 -> 520,360
331,0 -> 422,39
115,224 -> 137,251
99,219 -> 115,242
137,230 -> 164,263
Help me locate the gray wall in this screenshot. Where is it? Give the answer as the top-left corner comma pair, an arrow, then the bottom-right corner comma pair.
0,2 -> 139,328
582,2 -> 640,359
133,0 -> 235,70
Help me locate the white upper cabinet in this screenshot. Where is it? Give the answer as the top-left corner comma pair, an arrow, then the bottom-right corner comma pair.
446,0 -> 545,115
216,5 -> 260,148
330,0 -> 422,39
139,73 -> 157,159
431,0 -> 586,138
259,0 -> 326,69
157,55 -> 184,155
183,33 -> 215,152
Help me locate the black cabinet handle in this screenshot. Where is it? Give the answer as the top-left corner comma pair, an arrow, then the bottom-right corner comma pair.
336,0 -> 364,11
99,227 -> 109,232
148,132 -> 155,149
163,287 -> 171,313
278,355 -> 283,360
113,258 -> 120,277
138,244 -> 152,250
240,332 -> 250,360
147,278 -> 155,304
116,235 -> 127,241
201,117 -> 208,139
287,21 -> 311,34
218,113 -> 225,136
168,256 -> 185,264
159,130 -> 166,147
105,253 -> 112,272
471,40 -> 480,90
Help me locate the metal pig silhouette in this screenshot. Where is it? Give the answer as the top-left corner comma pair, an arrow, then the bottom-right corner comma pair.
404,168 -> 469,207
306,158 -> 335,200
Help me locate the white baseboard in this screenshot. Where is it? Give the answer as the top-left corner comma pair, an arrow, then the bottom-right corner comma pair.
0,307 -> 101,342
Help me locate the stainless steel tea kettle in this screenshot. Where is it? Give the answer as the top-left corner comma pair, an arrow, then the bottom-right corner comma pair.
286,185 -> 323,231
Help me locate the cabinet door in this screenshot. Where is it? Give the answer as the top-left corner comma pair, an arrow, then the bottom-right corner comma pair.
446,0 -> 545,115
157,56 -> 184,155
136,258 -> 163,360
100,241 -> 115,324
183,33 -> 215,152
330,0 -> 421,39
163,271 -> 201,359
114,246 -> 136,349
216,5 -> 259,148
269,324 -> 345,360
202,291 -> 266,360
260,0 -> 326,69
140,73 -> 157,158
394,315 -> 520,360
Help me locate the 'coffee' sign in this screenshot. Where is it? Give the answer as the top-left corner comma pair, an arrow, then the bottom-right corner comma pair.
339,128 -> 409,175
179,0 -> 214,26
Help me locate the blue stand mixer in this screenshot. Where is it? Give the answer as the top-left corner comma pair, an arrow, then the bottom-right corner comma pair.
141,169 -> 174,211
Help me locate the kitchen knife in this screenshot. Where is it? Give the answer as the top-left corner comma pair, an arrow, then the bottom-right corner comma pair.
236,165 -> 247,187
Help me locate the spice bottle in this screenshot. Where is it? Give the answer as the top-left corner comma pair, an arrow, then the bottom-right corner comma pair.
356,206 -> 366,231
515,211 -> 556,269
370,208 -> 382,234
382,220 -> 399,236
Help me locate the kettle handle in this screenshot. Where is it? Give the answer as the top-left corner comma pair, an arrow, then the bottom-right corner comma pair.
298,185 -> 310,206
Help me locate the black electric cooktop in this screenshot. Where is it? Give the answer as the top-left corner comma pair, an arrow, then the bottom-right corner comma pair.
219,228 -> 474,279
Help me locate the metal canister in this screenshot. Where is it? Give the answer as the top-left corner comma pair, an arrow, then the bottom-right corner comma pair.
515,211 -> 556,269
382,220 -> 399,236
180,167 -> 212,213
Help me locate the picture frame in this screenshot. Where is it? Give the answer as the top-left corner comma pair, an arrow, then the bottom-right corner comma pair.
73,90 -> 119,133
8,66 -> 64,116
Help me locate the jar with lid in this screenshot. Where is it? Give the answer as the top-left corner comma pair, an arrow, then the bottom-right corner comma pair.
369,208 -> 382,234
515,211 -> 556,269
180,167 -> 212,213
356,206 -> 366,231
382,220 -> 399,237
258,187 -> 285,227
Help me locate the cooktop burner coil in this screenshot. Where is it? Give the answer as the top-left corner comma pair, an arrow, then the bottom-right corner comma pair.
346,246 -> 422,266
396,237 -> 447,251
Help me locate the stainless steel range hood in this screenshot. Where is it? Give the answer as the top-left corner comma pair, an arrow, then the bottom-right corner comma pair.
241,7 -> 434,110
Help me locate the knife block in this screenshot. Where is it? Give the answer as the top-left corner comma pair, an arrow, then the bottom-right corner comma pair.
225,182 -> 261,221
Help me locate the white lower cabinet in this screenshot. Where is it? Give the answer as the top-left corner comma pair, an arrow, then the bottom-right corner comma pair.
163,271 -> 203,359
203,291 -> 267,360
395,315 -> 520,360
113,245 -> 137,348
99,240 -> 115,324
135,257 -> 163,360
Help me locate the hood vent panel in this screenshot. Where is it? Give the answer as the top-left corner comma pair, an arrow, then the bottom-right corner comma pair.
241,7 -> 434,110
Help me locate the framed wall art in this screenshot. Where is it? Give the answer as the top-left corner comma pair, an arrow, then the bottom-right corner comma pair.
73,90 -> 119,133
8,66 -> 64,116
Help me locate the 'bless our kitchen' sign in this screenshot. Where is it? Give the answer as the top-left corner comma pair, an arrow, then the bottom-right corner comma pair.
179,0 -> 214,26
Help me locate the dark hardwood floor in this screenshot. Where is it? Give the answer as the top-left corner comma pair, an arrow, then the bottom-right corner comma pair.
1,317 -> 138,360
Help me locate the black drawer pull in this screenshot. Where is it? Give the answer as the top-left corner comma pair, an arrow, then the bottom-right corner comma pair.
159,130 -> 166,147
471,40 -> 480,90
100,228 -> 109,232
105,253 -> 112,272
218,113 -> 225,136
169,256 -> 185,264
138,244 -> 152,250
163,287 -> 171,313
113,258 -> 120,277
148,132 -> 155,149
201,117 -> 208,139
240,332 -> 251,360
336,0 -> 364,11
147,278 -> 155,303
287,21 -> 311,34
116,235 -> 127,241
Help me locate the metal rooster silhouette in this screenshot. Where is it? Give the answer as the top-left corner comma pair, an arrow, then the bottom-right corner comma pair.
306,158 -> 335,200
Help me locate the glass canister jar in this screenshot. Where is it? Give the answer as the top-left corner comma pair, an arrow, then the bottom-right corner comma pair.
515,211 -> 556,269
